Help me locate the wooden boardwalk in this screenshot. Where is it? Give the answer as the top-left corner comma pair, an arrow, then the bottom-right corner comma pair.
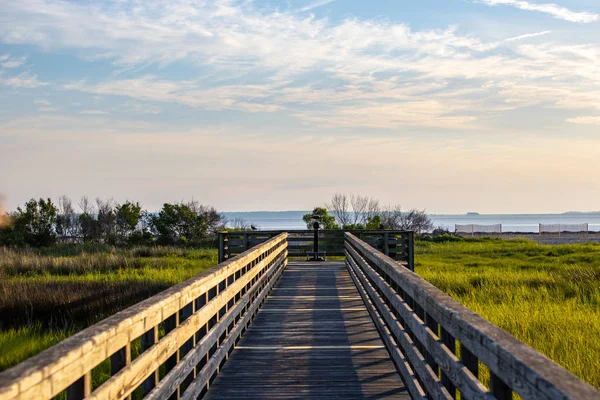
205,261 -> 409,399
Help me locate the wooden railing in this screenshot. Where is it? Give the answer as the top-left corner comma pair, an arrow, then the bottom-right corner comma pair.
219,230 -> 414,270
344,232 -> 599,400
0,233 -> 288,400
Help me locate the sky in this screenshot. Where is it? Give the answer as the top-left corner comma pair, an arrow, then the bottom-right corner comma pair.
1,0 -> 600,214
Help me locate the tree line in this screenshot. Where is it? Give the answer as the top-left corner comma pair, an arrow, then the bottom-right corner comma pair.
0,196 -> 227,247
303,193 -> 434,234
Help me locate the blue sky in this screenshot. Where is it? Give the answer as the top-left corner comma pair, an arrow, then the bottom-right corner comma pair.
1,0 -> 600,213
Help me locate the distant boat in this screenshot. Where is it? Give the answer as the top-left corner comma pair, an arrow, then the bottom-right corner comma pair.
466,212 -> 480,216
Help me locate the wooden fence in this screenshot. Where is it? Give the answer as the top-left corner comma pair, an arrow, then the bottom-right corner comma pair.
0,233 -> 288,400
219,230 -> 414,270
344,232 -> 599,400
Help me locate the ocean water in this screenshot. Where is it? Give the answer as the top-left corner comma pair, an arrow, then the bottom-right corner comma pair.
222,211 -> 600,233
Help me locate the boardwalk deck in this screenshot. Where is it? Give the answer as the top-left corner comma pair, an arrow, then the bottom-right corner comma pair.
205,261 -> 409,399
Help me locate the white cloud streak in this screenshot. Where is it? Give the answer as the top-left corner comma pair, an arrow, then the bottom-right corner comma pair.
567,116 -> 600,125
477,0 -> 599,23
294,0 -> 337,13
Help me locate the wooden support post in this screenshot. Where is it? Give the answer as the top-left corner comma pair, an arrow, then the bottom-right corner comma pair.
142,326 -> 159,395
218,232 -> 226,263
441,328 -> 457,399
425,314 -> 440,377
460,343 -> 478,378
243,232 -> 249,252
383,232 -> 389,257
110,343 -> 131,375
407,231 -> 415,271
110,343 -> 132,400
66,372 -> 91,400
164,313 -> 180,400
491,372 -> 512,400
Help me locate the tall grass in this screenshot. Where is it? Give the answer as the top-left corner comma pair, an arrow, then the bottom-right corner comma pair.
416,238 -> 600,389
0,245 -> 218,371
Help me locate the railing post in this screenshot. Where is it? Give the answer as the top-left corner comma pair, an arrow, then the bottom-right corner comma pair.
141,326 -> 159,395
407,231 -> 415,271
243,232 -> 249,252
218,232 -> 227,263
491,372 -> 512,400
66,372 -> 91,400
383,232 -> 389,256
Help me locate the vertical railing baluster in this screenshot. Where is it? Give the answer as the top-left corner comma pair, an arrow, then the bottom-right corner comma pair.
164,312 -> 180,400
66,372 -> 91,400
460,343 -> 479,378
180,302 -> 195,392
407,231 -> 415,271
425,313 -> 440,377
441,327 -> 457,398
491,372 -> 512,400
141,326 -> 159,394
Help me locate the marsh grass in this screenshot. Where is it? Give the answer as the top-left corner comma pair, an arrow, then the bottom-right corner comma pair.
0,245 -> 218,372
416,238 -> 600,389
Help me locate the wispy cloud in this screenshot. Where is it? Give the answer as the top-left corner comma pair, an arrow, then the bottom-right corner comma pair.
504,30 -> 551,41
293,0 -> 337,13
476,0 -> 599,23
80,109 -> 109,115
567,116 -> 600,125
0,73 -> 47,88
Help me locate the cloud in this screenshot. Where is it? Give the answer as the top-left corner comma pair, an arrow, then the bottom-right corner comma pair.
38,106 -> 58,112
504,31 -> 551,42
1,0 -> 600,130
476,0 -> 599,23
80,109 -> 109,115
293,0 -> 337,13
567,116 -> 600,125
0,73 -> 47,88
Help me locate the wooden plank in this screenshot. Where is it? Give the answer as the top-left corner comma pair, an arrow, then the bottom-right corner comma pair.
203,261 -> 409,400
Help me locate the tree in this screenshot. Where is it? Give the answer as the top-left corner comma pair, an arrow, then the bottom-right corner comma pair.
12,198 -> 58,246
56,195 -> 79,240
365,215 -> 383,230
78,196 -> 98,242
380,206 -> 433,234
326,193 -> 350,226
96,198 -> 116,243
302,207 -> 339,230
115,201 -> 142,243
151,203 -> 209,244
231,217 -> 251,230
399,209 -> 434,234
186,200 -> 227,235
327,193 -> 380,227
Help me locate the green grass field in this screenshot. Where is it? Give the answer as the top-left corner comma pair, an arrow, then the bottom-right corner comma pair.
415,238 -> 600,389
0,245 -> 218,373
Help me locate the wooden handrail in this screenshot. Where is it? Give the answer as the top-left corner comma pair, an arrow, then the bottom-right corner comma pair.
0,233 -> 288,400
344,232 -> 599,400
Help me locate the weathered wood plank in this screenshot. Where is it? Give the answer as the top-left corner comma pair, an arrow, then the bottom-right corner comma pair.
204,261 -> 409,400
